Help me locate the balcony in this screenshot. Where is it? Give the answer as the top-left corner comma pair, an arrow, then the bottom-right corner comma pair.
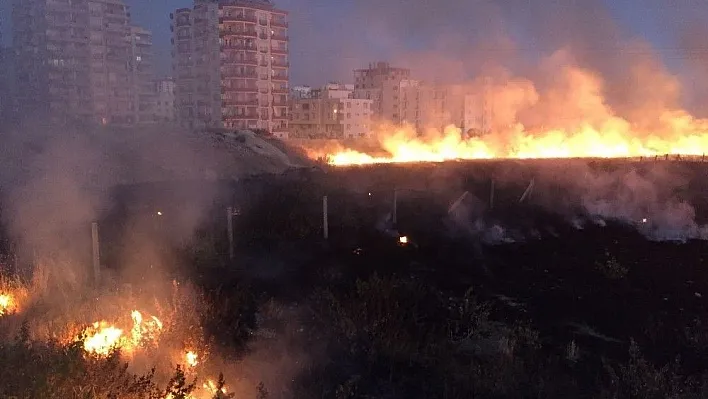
221,70 -> 258,78
228,87 -> 259,93
220,15 -> 257,23
222,44 -> 258,52
223,98 -> 258,106
271,34 -> 288,41
271,20 -> 288,28
272,74 -> 288,81
259,60 -> 269,67
258,19 -> 268,26
259,47 -> 268,53
272,61 -> 289,68
272,88 -> 289,94
272,114 -> 288,120
271,47 -> 287,55
259,88 -> 270,94
224,113 -> 259,119
259,33 -> 269,40
220,30 -> 258,38
224,58 -> 259,66
272,100 -> 288,106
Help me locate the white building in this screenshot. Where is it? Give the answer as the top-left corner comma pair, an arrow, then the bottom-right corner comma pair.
154,78 -> 176,123
289,83 -> 373,139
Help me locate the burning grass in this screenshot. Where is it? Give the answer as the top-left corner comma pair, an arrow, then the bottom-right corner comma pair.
0,261 -> 258,399
0,274 -> 28,317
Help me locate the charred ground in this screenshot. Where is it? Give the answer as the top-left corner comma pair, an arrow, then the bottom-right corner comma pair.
3,158 -> 708,398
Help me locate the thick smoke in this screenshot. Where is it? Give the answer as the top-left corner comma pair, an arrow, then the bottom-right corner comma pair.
576,165 -> 708,242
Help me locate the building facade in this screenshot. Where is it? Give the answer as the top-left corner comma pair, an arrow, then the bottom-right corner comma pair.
353,62 -> 411,122
154,78 -> 176,123
11,0 -> 155,125
129,26 -> 156,124
352,62 -> 490,135
289,83 -> 373,139
172,0 -> 290,135
0,46 -> 13,121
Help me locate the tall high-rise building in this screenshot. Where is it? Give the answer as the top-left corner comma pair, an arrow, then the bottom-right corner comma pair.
0,46 -> 13,121
13,0 -> 93,123
11,0 -> 155,125
172,0 -> 290,136
129,26 -> 156,124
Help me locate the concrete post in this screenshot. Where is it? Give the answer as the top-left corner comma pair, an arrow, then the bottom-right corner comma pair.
392,189 -> 398,225
519,179 -> 535,203
489,179 -> 495,209
91,222 -> 100,286
323,196 -> 329,240
227,207 -> 234,260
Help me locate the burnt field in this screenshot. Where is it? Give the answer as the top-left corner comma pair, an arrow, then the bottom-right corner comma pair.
4,158 -> 708,398
98,159 -> 708,396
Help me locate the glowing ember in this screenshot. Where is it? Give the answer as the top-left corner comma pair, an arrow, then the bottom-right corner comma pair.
185,350 -> 198,367
0,293 -> 18,316
399,236 -> 409,245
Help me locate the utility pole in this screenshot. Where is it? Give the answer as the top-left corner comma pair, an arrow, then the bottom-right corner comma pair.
323,196 -> 329,240
226,207 -> 234,260
91,222 -> 100,286
489,179 -> 495,209
392,189 -> 398,225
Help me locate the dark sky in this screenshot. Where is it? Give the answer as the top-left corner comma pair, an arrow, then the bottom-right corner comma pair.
2,0 -> 708,86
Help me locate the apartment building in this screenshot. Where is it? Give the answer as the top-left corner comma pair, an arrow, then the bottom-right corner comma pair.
0,46 -> 13,120
353,62 -> 411,121
13,0 -> 92,122
155,78 -> 176,123
351,61 -> 493,135
172,0 -> 290,135
12,0 -> 155,125
129,26 -> 156,124
289,83 -> 373,139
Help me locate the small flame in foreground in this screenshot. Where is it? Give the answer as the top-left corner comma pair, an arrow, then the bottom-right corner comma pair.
203,379 -> 228,395
83,322 -> 123,355
186,350 -> 198,367
399,236 -> 409,245
79,310 -> 163,356
0,294 -> 17,316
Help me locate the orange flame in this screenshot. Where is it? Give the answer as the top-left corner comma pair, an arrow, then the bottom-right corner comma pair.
313,119 -> 708,166
0,293 -> 18,316
185,350 -> 198,367
78,310 -> 163,356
